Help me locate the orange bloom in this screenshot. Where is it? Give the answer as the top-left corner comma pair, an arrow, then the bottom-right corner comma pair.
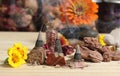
60,0 -> 98,25
59,33 -> 69,45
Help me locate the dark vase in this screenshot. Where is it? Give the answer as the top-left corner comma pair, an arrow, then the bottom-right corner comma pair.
59,25 -> 98,40
96,2 -> 120,33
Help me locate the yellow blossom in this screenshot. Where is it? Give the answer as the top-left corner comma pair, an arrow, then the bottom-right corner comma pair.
13,42 -> 22,49
98,34 -> 106,46
8,43 -> 28,60
22,46 -> 28,59
6,42 -> 28,68
8,47 -> 16,56
8,50 -> 25,68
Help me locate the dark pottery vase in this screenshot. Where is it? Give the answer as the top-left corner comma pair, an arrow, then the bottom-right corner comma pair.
96,2 -> 120,33
59,26 -> 98,40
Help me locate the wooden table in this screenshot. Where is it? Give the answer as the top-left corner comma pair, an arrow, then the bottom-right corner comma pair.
0,32 -> 120,76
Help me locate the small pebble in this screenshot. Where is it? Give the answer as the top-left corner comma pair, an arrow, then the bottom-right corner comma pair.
104,34 -> 115,45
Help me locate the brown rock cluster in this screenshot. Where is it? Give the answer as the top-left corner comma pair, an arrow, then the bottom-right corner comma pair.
79,37 -> 120,62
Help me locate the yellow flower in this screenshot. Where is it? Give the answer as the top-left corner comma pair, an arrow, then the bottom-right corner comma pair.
13,42 -> 22,49
20,46 -> 28,60
6,42 -> 28,68
8,50 -> 25,68
98,34 -> 106,46
8,43 -> 28,60
8,47 -> 16,56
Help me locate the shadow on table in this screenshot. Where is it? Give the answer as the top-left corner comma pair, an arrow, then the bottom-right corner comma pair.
0,60 -> 11,68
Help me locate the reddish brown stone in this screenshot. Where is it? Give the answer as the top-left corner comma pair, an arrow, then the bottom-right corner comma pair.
103,51 -> 112,62
45,54 -> 66,66
111,51 -> 120,61
80,46 -> 103,62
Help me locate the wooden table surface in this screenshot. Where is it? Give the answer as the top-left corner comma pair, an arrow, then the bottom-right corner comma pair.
0,32 -> 120,76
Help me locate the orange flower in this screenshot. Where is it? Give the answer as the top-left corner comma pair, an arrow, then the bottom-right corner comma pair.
60,0 -> 98,25
59,33 -> 69,45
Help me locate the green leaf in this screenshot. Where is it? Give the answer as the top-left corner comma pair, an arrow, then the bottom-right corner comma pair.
4,58 -> 8,64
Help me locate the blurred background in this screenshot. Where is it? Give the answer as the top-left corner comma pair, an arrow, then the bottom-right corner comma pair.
0,0 -> 120,33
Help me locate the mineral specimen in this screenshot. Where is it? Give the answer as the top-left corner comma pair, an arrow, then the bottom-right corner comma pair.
27,31 -> 45,65
111,51 -> 120,61
27,47 -> 45,65
62,45 -> 74,56
67,45 -> 87,69
80,46 -> 103,62
45,53 -> 66,66
45,32 -> 66,66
